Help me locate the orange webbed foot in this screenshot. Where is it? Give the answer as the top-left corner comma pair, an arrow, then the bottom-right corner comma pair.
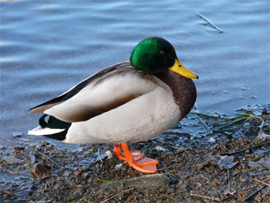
113,143 -> 159,173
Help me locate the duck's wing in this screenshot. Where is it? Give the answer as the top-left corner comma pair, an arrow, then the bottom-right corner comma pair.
30,61 -> 158,123
29,62 -> 124,114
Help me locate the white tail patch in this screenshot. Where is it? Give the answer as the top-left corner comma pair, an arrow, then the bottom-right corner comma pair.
28,126 -> 65,136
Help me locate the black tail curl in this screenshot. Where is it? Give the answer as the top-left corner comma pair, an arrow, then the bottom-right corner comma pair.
38,114 -> 71,141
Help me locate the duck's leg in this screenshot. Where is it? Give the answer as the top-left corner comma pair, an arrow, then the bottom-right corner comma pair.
113,144 -> 144,160
121,143 -> 159,173
112,144 -> 125,160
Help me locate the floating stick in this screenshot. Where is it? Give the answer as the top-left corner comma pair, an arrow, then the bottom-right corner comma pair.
197,13 -> 224,33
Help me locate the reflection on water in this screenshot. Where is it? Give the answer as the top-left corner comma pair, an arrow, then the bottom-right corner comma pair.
1,0 -> 269,147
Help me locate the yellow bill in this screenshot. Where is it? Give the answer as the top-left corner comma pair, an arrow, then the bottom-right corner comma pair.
169,59 -> 199,79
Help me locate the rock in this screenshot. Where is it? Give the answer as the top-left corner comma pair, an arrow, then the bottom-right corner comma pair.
175,147 -> 184,154
208,137 -> 216,143
262,108 -> 268,115
233,171 -> 241,176
178,187 -> 187,193
3,156 -> 24,164
105,150 -> 113,159
100,174 -> 171,190
63,170 -> 70,177
9,171 -> 19,176
77,185 -> 85,194
197,159 -> 212,170
82,172 -> 90,179
30,161 -> 51,177
12,132 -> 22,138
218,156 -> 238,170
23,163 -> 32,169
77,147 -> 84,153
154,146 -> 166,152
115,163 -> 123,170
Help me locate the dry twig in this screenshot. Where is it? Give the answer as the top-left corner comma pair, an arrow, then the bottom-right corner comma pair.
220,141 -> 270,156
30,148 -> 63,169
101,188 -> 133,203
196,114 -> 213,134
244,186 -> 266,201
190,192 -> 220,202
254,178 -> 270,187
16,138 -> 30,142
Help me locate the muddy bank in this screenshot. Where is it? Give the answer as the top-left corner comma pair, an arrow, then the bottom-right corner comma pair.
1,106 -> 270,202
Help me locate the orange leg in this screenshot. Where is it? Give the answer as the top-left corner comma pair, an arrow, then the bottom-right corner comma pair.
118,143 -> 159,173
113,144 -> 144,160
112,144 -> 125,160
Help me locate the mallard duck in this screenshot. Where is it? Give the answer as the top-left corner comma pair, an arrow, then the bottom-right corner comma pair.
28,37 -> 198,173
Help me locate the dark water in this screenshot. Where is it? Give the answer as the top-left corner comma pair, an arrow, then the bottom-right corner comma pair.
1,0 -> 269,147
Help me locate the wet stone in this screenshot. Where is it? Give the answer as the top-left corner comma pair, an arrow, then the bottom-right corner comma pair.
154,145 -> 166,152
35,144 -> 43,150
115,163 -> 123,170
3,156 -> 24,164
175,147 -> 185,154
77,185 -> 85,194
63,170 -> 70,177
178,187 -> 188,193
30,161 -> 51,177
12,132 -> 22,138
100,174 -> 171,190
82,172 -> 90,179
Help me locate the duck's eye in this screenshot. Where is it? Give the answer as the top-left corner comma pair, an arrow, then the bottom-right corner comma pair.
160,50 -> 166,55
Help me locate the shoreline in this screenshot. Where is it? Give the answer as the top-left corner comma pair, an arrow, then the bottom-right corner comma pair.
1,107 -> 269,202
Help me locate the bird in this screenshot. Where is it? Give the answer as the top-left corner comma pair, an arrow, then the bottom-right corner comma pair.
28,37 -> 198,173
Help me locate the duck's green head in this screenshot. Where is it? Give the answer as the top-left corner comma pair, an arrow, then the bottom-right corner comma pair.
130,37 -> 198,79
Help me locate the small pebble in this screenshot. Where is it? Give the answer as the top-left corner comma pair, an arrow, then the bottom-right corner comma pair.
105,150 -> 113,159
240,178 -> 248,182
9,171 -> 19,176
245,149 -> 250,154
77,147 -> 84,153
233,171 -> 241,176
115,163 -> 123,170
154,146 -> 166,152
208,137 -> 216,143
262,108 -> 268,115
77,185 -> 85,194
4,156 -> 24,164
23,163 -> 32,169
12,132 -> 22,138
30,161 -> 51,177
63,170 -> 70,177
82,172 -> 90,179
178,187 -> 187,193
176,147 -> 184,154
35,144 -> 43,150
